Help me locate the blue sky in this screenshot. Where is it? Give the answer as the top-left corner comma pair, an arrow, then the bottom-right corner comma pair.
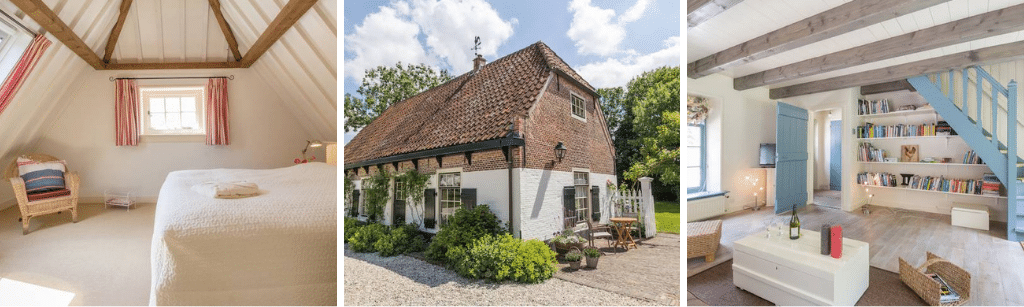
343,0 -> 681,143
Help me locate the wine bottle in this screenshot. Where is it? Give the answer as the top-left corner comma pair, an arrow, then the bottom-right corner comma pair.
789,204 -> 801,240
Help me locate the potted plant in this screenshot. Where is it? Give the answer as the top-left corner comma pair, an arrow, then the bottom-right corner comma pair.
553,233 -> 587,254
565,250 -> 584,270
584,247 -> 600,268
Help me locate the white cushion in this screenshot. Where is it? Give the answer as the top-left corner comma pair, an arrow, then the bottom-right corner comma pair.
17,157 -> 66,176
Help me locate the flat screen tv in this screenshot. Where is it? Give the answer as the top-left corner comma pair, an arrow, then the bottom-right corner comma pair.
759,143 -> 776,168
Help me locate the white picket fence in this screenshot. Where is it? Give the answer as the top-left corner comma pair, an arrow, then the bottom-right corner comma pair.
609,177 -> 657,238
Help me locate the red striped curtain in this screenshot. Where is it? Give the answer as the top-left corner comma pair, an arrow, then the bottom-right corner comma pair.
0,35 -> 51,116
115,79 -> 140,146
205,77 -> 229,145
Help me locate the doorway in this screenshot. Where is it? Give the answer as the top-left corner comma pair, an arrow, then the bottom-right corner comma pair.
812,109 -> 842,209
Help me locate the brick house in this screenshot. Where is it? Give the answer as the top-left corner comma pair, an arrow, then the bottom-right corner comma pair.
344,41 -> 616,240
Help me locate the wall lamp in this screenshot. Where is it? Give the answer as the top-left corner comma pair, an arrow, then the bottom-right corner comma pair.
554,142 -> 567,162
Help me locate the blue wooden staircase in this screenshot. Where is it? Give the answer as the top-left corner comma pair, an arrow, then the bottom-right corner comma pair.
907,67 -> 1021,241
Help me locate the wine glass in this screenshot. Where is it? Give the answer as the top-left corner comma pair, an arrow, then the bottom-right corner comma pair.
763,218 -> 773,239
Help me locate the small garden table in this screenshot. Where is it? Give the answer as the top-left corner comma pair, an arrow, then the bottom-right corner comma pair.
610,217 -> 638,251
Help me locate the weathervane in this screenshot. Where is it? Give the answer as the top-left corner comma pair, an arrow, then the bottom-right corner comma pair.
472,36 -> 481,56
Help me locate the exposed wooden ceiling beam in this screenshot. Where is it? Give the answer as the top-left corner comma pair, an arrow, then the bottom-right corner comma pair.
103,0 -> 133,63
735,3 -> 1024,91
769,40 -> 1024,99
861,80 -> 915,96
209,0 -> 242,62
103,62 -> 243,70
687,0 -> 744,29
687,0 -> 950,79
239,0 -> 316,67
11,0 -> 104,69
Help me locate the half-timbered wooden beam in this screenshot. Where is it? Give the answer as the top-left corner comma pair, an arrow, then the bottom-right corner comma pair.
103,61 -> 243,70
239,0 -> 316,67
687,0 -> 949,79
769,40 -> 1024,99
209,0 -> 242,62
103,0 -> 133,63
687,0 -> 744,29
735,3 -> 1024,91
860,80 -> 915,96
11,0 -> 105,69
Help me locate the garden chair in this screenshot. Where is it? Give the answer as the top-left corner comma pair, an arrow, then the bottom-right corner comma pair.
585,219 -> 614,248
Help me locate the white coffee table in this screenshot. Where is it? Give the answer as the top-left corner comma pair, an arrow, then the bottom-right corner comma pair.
733,229 -> 869,306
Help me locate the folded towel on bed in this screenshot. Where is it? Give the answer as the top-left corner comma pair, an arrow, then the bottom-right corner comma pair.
191,181 -> 260,199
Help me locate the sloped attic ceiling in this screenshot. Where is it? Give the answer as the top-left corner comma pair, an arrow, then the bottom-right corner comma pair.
0,0 -> 336,143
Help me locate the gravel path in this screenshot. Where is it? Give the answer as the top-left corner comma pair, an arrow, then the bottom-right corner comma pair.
344,245 -> 653,306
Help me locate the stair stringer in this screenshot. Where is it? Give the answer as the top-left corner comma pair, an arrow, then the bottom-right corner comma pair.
907,76 -> 1009,183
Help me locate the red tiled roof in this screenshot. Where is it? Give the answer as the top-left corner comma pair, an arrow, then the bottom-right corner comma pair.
344,41 -> 594,165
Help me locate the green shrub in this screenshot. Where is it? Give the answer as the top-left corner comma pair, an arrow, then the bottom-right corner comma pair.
344,217 -> 365,241
375,223 -> 426,257
425,205 -> 505,262
348,223 -> 387,252
449,234 -> 557,283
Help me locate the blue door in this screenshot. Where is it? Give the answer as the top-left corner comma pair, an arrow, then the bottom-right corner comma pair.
829,120 -> 842,191
776,102 -> 809,214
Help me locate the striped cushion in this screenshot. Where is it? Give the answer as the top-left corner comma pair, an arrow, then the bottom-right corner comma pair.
27,188 -> 71,201
21,169 -> 66,194
17,157 -> 66,176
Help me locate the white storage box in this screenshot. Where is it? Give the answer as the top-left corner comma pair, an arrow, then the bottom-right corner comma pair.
104,189 -> 136,211
951,203 -> 989,231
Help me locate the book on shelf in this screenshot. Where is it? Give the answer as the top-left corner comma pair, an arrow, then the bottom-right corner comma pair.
861,172 -> 983,195
982,173 -> 1001,196
858,142 -> 887,162
858,99 -> 891,115
856,122 -> 936,138
962,150 -> 982,164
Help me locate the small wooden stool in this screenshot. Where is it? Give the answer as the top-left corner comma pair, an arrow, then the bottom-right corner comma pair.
687,220 -> 722,262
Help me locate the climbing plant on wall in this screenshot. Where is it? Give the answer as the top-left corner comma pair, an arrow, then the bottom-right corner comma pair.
363,170 -> 392,222
395,169 -> 431,227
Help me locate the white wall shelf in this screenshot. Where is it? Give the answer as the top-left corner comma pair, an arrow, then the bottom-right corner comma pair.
858,109 -> 937,118
856,136 -> 956,140
858,162 -> 988,167
860,184 -> 1005,199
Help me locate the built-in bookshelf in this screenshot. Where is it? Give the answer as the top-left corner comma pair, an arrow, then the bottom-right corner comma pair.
859,184 -> 1006,199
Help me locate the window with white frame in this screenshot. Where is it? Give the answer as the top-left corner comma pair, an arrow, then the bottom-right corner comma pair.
140,87 -> 205,135
360,179 -> 370,216
438,172 -> 461,226
687,124 -> 707,193
568,172 -> 589,227
571,93 -> 585,119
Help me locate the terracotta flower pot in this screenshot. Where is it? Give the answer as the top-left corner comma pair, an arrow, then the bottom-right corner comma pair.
586,256 -> 599,268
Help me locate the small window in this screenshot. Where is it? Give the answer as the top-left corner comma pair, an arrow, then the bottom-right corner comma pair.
571,93 -> 586,119
140,87 -> 205,135
438,172 -> 462,226
687,124 -> 707,193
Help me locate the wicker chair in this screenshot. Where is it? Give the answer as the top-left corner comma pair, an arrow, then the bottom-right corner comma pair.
899,252 -> 970,306
5,154 -> 80,235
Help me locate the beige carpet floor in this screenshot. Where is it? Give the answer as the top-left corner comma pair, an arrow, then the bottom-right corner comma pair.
0,203 -> 153,305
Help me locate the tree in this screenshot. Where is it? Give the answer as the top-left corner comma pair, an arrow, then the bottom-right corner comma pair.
623,66 -> 681,186
597,87 -> 627,141
344,63 -> 453,131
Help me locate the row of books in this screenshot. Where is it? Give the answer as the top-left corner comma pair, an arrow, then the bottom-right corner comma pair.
858,99 -> 891,115
858,171 -> 986,195
982,173 -> 1000,196
857,172 -> 898,187
856,122 -> 937,138
962,150 -> 982,164
858,142 -> 887,162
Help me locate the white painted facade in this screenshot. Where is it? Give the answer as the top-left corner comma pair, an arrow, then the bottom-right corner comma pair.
347,168 -> 617,240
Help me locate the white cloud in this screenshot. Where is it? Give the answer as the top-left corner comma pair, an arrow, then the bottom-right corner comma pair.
344,0 -> 515,82
577,36 -> 680,88
566,0 -> 651,56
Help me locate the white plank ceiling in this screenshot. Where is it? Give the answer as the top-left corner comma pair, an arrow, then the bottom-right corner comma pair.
688,0 -> 1024,89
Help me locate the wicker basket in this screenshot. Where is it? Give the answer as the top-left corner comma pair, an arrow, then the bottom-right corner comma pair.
898,252 -> 970,306
687,220 -> 722,262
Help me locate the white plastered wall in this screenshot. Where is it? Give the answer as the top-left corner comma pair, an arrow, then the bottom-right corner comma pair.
517,168 -> 615,240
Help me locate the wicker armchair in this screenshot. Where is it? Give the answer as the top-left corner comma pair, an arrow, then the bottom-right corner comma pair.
5,154 -> 79,235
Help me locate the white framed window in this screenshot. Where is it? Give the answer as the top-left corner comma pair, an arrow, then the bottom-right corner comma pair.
140,86 -> 205,136
573,172 -> 589,224
571,93 -> 586,120
438,172 -> 461,226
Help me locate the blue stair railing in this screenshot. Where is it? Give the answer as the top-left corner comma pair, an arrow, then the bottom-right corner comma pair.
907,66 -> 1020,241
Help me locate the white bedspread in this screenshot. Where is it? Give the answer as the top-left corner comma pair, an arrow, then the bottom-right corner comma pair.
149,163 -> 336,306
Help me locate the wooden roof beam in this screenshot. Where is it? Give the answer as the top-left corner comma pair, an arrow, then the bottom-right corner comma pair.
861,80 -> 915,96
769,40 -> 1024,99
735,3 -> 1024,91
687,0 -> 950,79
102,0 -> 133,63
11,0 -> 105,69
209,0 -> 242,62
103,61 -> 243,70
687,0 -> 744,29
239,0 -> 316,67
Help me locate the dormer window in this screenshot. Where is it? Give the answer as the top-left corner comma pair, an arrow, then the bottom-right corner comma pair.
571,93 -> 586,120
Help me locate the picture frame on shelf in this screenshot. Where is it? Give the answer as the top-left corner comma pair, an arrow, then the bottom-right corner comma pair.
901,145 -> 919,162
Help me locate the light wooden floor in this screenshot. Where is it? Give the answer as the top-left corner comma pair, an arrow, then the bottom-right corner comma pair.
697,204 -> 1024,306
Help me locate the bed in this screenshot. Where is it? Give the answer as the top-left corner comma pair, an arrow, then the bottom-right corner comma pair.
149,162 -> 336,305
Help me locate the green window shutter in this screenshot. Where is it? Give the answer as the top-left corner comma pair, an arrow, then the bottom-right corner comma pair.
563,186 -> 575,215
461,188 -> 477,210
591,185 -> 600,217
424,189 -> 436,228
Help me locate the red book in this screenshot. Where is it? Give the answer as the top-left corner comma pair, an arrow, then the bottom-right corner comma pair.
830,225 -> 843,258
